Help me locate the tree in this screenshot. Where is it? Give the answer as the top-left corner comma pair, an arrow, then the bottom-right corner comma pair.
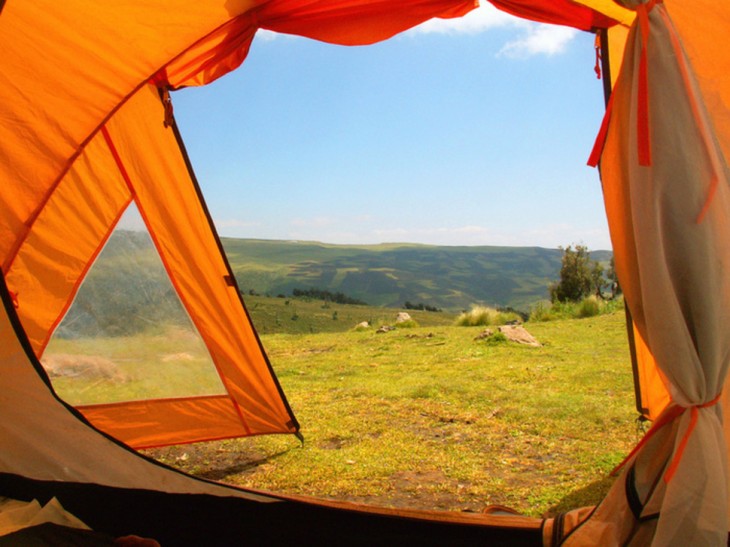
549,245 -> 593,303
591,261 -> 605,299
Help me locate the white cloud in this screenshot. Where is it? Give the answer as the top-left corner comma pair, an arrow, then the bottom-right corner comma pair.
372,225 -> 501,246
498,24 -> 578,58
255,5 -> 578,59
520,224 -> 612,250
411,3 -> 517,35
255,29 -> 281,42
410,4 -> 578,59
116,206 -> 146,232
215,215 -> 610,249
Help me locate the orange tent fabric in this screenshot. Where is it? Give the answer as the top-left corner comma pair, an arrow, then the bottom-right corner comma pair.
0,0 -> 477,448
489,0 -> 618,29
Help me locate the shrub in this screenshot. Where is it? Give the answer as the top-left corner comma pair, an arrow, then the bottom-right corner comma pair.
550,244 -> 593,303
455,305 -> 521,327
404,301 -> 442,312
455,306 -> 491,326
530,295 -> 625,322
528,301 -> 553,322
577,296 -> 600,318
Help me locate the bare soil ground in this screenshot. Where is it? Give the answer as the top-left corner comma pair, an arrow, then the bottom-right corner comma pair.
145,442 -> 500,512
143,433 -> 618,517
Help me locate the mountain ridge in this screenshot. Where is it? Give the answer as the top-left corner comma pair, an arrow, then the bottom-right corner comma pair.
221,237 -> 612,312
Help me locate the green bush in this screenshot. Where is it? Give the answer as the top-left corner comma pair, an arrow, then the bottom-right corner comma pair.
577,296 -> 600,318
531,300 -> 584,322
455,305 -> 520,327
550,244 -> 595,303
530,296 -> 624,322
528,301 -> 553,322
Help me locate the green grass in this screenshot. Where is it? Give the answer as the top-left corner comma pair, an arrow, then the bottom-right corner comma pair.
140,311 -> 639,518
244,295 -> 454,334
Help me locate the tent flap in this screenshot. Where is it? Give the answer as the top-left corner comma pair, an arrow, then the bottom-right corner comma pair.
563,1 -> 730,543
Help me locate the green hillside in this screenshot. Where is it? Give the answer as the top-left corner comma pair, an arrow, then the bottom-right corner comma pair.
242,294 -> 456,335
223,238 -> 612,312
58,232 -> 612,338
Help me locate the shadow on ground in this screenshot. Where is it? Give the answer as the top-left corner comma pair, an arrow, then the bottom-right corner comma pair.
544,476 -> 615,517
195,449 -> 294,481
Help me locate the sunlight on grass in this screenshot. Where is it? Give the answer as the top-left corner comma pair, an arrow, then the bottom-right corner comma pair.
144,311 -> 638,517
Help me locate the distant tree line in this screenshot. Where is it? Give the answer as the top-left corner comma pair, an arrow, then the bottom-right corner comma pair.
292,288 -> 367,306
403,301 -> 442,312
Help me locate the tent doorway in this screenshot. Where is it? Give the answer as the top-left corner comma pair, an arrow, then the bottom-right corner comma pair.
138,14 -> 635,517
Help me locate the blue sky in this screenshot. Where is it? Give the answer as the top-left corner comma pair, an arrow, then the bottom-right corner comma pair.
172,4 -> 612,250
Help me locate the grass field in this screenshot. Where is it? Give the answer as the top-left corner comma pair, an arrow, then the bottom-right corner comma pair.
47,230 -> 632,516
139,310 -> 640,518
244,294 -> 456,334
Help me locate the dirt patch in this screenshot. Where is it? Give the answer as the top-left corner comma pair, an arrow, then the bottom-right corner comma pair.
340,470 -> 482,512
141,442 -> 483,511
141,438 -> 604,517
270,346 -> 336,358
318,436 -> 346,450
390,469 -> 453,490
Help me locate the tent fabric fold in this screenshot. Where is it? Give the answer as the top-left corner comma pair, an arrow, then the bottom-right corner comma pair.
155,0 -> 478,89
487,0 -> 619,30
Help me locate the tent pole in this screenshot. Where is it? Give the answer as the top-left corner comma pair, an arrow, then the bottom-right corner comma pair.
596,27 -> 644,418
598,28 -> 612,108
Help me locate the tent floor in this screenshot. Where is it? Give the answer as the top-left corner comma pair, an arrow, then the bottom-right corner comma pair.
0,473 -> 542,546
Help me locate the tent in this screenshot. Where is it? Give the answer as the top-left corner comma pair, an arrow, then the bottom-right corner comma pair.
1,0 -> 729,544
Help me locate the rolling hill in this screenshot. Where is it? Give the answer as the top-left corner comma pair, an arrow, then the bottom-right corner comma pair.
55,232 -> 611,338
222,238 -> 612,312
